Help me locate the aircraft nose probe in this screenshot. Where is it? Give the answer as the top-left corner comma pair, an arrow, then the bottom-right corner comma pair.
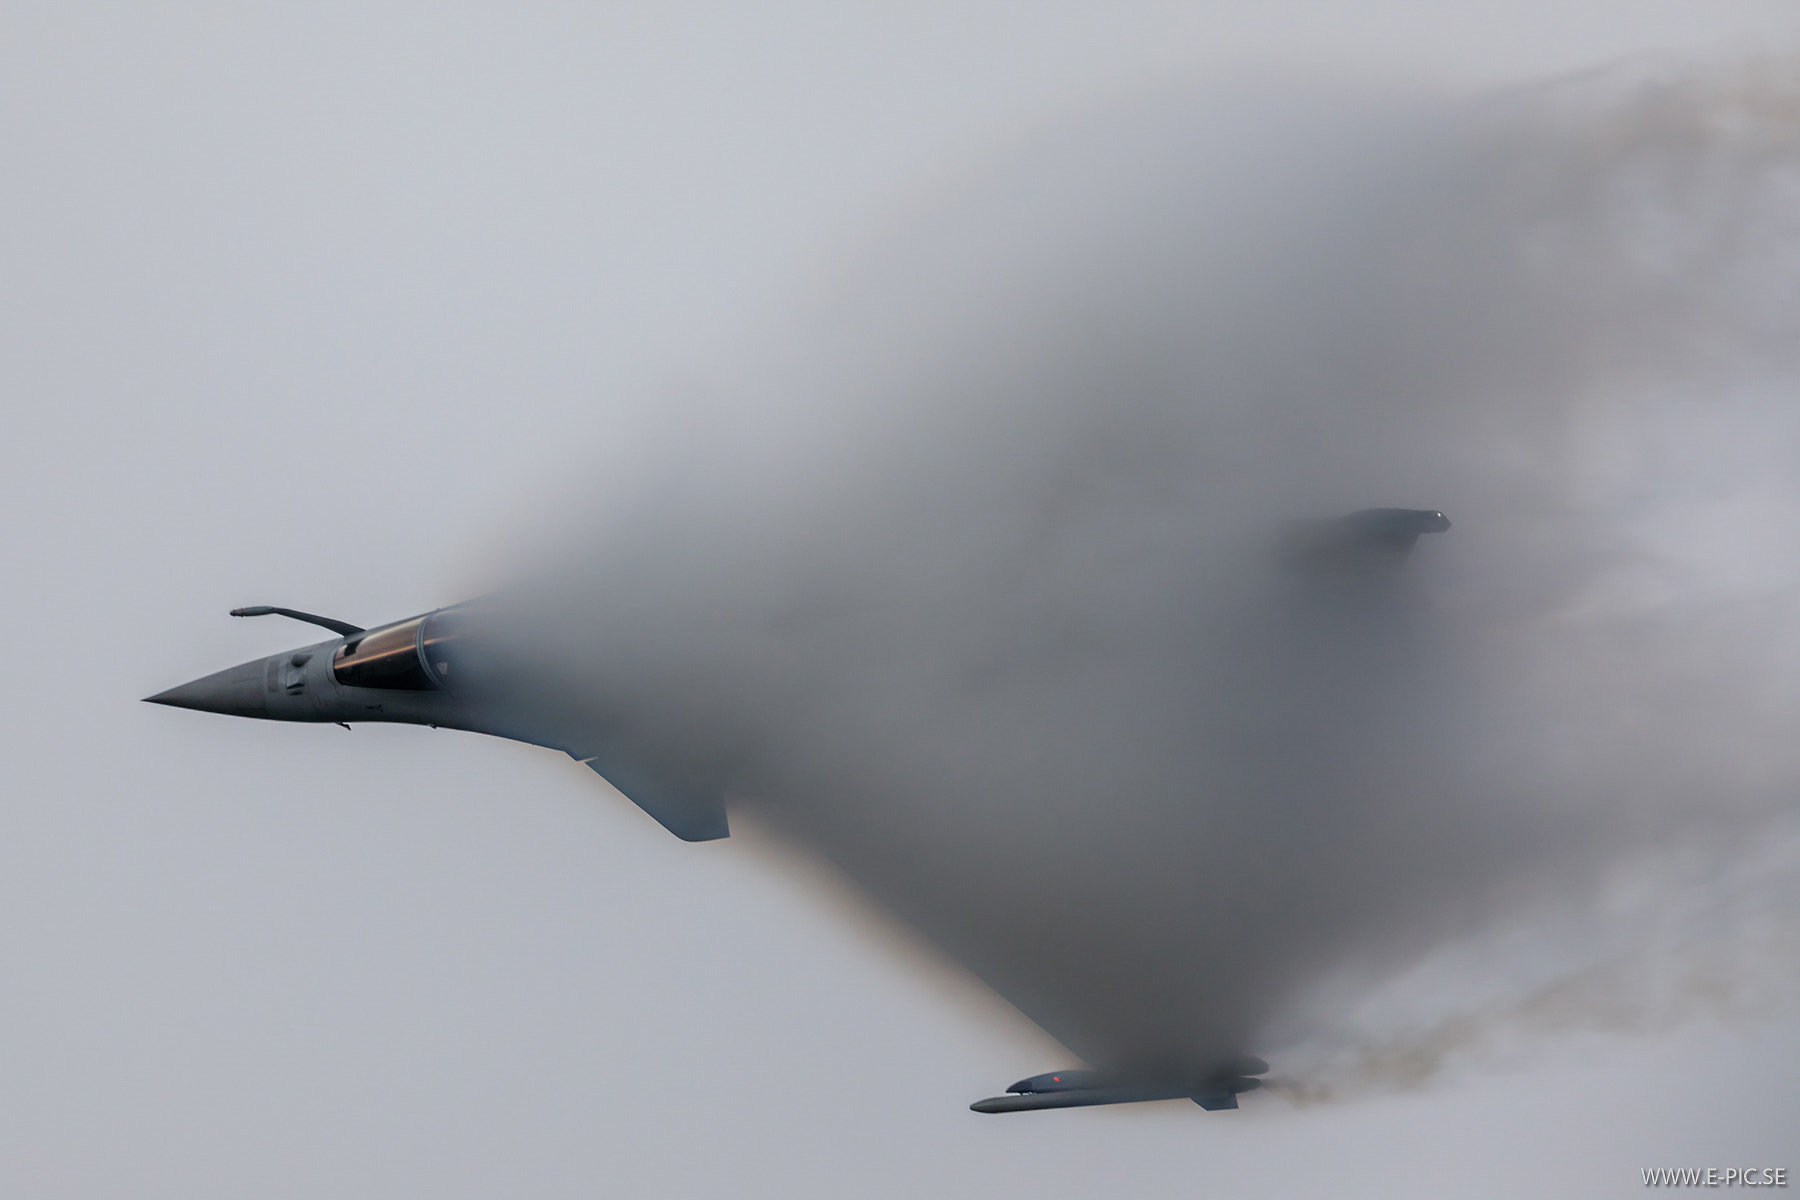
228,606 -> 365,637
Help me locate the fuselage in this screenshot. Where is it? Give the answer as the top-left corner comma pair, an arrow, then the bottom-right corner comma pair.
146,609 -> 507,736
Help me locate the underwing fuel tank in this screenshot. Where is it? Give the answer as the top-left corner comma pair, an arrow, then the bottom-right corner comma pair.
969,1057 -> 1270,1114
145,605 -> 731,842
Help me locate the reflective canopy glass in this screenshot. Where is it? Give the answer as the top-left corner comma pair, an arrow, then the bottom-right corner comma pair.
332,617 -> 433,691
418,608 -> 470,688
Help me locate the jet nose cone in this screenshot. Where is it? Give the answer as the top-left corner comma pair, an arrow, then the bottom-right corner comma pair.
144,658 -> 269,719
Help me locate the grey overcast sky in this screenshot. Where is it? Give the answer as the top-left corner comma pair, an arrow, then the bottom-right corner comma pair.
4,4 -> 1799,1198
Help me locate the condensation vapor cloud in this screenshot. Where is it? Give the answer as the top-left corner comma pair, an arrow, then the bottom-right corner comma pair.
506,58 -> 1800,1089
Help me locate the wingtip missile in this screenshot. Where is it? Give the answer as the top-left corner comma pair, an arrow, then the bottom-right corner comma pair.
1282,507 -> 1451,569
973,1058 -> 1270,1114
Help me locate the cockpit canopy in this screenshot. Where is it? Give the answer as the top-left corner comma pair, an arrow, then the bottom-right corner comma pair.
332,609 -> 468,691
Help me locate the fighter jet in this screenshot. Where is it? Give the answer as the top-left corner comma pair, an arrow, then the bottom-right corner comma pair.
145,507 -> 1449,1113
